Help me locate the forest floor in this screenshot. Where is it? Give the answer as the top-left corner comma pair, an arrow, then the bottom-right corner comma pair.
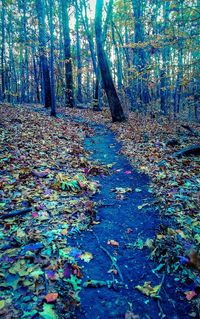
0,104 -> 200,319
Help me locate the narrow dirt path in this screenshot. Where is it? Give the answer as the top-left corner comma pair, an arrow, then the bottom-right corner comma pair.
67,121 -> 190,319
30,106 -> 191,318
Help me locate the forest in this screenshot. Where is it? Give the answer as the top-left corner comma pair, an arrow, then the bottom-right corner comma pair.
0,0 -> 200,318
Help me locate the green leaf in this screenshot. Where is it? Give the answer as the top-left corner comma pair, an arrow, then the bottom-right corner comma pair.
66,275 -> 81,291
135,281 -> 161,298
0,300 -> 5,310
135,238 -> 144,249
29,269 -> 44,279
83,279 -> 107,288
39,304 -> 58,319
22,310 -> 38,318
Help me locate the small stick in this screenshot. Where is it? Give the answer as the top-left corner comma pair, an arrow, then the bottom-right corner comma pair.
94,233 -> 124,282
42,273 -> 49,295
157,274 -> 166,319
0,207 -> 32,219
58,136 -> 68,141
157,299 -> 166,319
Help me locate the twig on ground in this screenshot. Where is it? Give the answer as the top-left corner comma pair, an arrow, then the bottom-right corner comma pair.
172,144 -> 200,158
42,273 -> 49,295
93,232 -> 124,282
157,299 -> 166,319
58,136 -> 69,141
157,274 -> 166,319
0,207 -> 33,219
181,125 -> 200,137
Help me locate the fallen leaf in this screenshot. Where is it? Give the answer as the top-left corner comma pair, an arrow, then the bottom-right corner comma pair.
71,264 -> 83,278
83,279 -> 108,288
79,252 -> 93,263
107,240 -> 119,247
185,291 -> 197,300
135,281 -> 161,298
112,187 -> 132,194
39,303 -> 58,319
32,169 -> 49,178
126,228 -> 133,234
125,170 -> 132,174
44,293 -> 58,303
0,300 -> 5,310
125,311 -> 139,319
21,310 -> 38,318
66,275 -> 81,291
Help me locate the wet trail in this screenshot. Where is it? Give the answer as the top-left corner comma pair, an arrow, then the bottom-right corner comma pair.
31,107 -> 190,318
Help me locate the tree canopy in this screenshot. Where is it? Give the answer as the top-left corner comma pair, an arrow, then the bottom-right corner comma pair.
0,0 -> 199,121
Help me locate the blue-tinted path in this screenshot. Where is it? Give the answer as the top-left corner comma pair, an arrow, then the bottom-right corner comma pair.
67,122 -> 190,319
31,106 -> 191,319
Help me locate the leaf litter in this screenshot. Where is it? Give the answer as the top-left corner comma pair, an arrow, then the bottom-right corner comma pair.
0,105 -> 110,318
1,104 -> 200,317
64,107 -> 200,313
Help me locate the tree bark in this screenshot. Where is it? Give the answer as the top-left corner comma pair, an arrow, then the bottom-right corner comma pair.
1,0 -> 5,101
35,0 -> 52,108
61,0 -> 74,108
95,0 -> 126,122
81,0 -> 99,108
75,0 -> 83,103
49,0 -> 56,116
132,0 -> 150,108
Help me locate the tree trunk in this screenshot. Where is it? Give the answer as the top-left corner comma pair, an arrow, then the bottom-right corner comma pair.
161,0 -> 170,114
160,69 -> 168,115
111,23 -> 122,90
1,0 -> 5,101
61,0 -> 74,108
32,50 -> 40,103
35,0 -> 52,108
49,0 -> 56,116
95,0 -> 126,122
22,0 -> 29,103
132,0 -> 150,108
75,0 -> 83,103
81,0 -> 99,108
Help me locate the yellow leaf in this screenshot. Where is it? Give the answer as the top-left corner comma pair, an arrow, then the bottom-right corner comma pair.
135,281 -> 161,298
0,300 -> 5,310
145,238 -> 154,249
176,229 -> 187,239
16,229 -> 26,238
80,252 -> 93,263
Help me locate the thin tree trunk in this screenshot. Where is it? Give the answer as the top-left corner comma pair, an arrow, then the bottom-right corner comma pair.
132,0 -> 150,108
49,0 -> 56,116
22,0 -> 29,103
35,0 -> 52,108
75,0 -> 83,103
81,0 -> 99,108
33,51 -> 40,103
1,0 -> 5,101
95,0 -> 126,122
61,0 -> 74,108
111,23 -> 122,90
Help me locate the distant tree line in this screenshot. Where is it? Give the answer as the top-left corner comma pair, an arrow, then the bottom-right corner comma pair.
0,0 -> 199,121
